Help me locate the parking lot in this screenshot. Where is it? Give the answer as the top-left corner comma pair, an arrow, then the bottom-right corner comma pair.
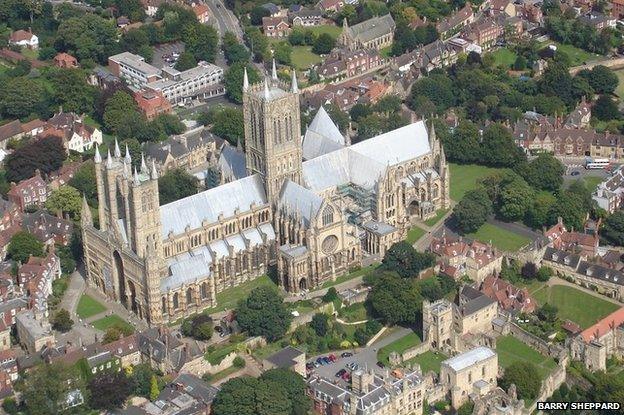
306,327 -> 412,386
152,42 -> 185,70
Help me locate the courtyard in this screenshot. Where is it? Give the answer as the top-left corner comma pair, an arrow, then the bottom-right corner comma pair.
532,284 -> 620,329
495,335 -> 557,380
448,164 -> 505,201
76,294 -> 106,319
466,222 -> 531,252
377,331 -> 422,365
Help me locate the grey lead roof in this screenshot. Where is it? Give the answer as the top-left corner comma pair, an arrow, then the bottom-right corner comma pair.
160,174 -> 267,238
442,346 -> 496,372
218,144 -> 247,180
279,180 -> 323,226
348,14 -> 396,44
302,106 -> 346,160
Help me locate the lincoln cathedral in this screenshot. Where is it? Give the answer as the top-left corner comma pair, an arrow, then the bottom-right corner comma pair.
81,68 -> 450,325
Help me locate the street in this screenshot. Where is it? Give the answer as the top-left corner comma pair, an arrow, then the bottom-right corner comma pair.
205,0 -> 243,41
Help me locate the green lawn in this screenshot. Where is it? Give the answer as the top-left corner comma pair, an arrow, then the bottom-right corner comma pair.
404,350 -> 447,374
289,299 -> 316,315
76,295 -> 107,319
337,302 -> 369,322
496,335 -> 557,379
540,41 -> 601,66
490,48 -> 517,68
291,46 -> 322,70
406,226 -> 426,244
206,342 -> 240,365
21,48 -> 39,60
515,279 -> 546,295
532,285 -> 620,329
204,365 -> 241,383
306,25 -> 342,39
466,222 -> 531,252
424,209 -> 449,227
92,315 -> 135,333
377,331 -> 422,364
449,164 -> 505,201
321,264 -> 378,289
208,275 -> 277,314
582,175 -> 604,192
616,69 -> 624,98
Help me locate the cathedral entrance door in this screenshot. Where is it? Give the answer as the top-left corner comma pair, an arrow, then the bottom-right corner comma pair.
113,251 -> 125,304
127,280 -> 138,314
299,278 -> 307,291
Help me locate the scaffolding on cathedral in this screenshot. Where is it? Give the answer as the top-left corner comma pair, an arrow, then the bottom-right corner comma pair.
338,183 -> 377,225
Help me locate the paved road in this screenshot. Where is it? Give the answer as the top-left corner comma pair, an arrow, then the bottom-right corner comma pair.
310,327 -> 413,382
206,0 -> 243,40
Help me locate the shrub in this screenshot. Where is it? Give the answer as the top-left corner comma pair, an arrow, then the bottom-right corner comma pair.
233,356 -> 246,368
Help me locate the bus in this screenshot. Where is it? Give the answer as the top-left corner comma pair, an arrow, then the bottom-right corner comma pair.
585,158 -> 610,169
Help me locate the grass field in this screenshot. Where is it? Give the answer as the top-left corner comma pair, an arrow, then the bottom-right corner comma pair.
490,48 -> 517,68
377,331 -> 421,364
466,222 -> 531,252
337,302 -> 369,322
404,350 -> 447,374
449,164 -> 504,201
291,46 -> 322,69
533,285 -> 620,329
540,41 -> 601,67
424,209 -> 449,227
306,25 -> 342,39
92,315 -> 135,333
208,275 -> 276,314
406,226 -> 426,244
205,342 -> 240,365
582,175 -> 604,192
321,264 -> 378,289
496,335 -> 557,379
76,295 -> 106,319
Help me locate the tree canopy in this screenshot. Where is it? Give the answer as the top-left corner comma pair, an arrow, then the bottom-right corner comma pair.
499,361 -> 541,401
381,241 -> 435,278
367,272 -> 423,325
4,135 -> 66,183
158,168 -> 199,204
224,62 -> 261,104
8,231 -> 44,263
235,286 -> 292,341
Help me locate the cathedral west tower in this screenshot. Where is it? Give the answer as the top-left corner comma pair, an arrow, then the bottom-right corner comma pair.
243,64 -> 303,204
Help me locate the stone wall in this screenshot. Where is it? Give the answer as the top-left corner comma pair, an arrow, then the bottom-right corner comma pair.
527,364 -> 567,413
509,322 -> 567,361
180,351 -> 238,377
388,341 -> 431,367
288,302 -> 335,333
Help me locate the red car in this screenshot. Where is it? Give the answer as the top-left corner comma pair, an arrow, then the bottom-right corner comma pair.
328,354 -> 337,362
341,371 -> 351,381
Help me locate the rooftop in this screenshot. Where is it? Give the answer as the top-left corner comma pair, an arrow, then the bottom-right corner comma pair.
442,346 -> 496,372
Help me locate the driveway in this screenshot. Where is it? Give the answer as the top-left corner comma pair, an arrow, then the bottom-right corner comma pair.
309,327 -> 412,382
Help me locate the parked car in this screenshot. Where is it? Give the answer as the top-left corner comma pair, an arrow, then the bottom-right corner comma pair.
335,369 -> 346,378
306,362 -> 315,370
341,371 -> 351,381
341,352 -> 353,358
328,354 -> 337,362
377,361 -> 385,368
322,357 -> 331,365
571,170 -> 580,176
316,357 -> 324,365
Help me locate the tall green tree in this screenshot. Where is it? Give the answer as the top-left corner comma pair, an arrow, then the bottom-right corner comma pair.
235,286 -> 292,341
8,231 -> 44,263
175,51 -> 197,71
224,62 -> 261,104
499,361 -> 541,401
158,168 -> 199,204
0,77 -> 47,119
368,273 -> 423,325
21,362 -> 86,415
46,185 -> 82,219
602,210 -> 624,246
4,135 -> 66,183
212,376 -> 291,415
260,369 -> 311,415
381,241 -> 435,278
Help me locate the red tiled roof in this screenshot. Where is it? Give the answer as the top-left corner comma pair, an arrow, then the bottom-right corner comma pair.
10,30 -> 35,42
580,307 -> 624,343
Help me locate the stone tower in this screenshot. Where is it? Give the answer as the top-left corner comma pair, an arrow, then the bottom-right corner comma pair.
422,299 -> 454,352
243,65 -> 302,204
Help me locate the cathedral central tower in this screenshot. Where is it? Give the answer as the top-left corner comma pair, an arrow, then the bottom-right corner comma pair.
243,65 -> 302,204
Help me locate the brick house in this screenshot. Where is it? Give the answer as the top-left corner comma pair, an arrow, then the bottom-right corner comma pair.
134,89 -> 172,120
263,16 -> 291,37
7,175 -> 48,212
53,53 -> 78,69
9,30 -> 38,49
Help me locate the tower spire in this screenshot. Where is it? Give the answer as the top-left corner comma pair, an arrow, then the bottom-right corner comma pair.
140,153 -> 147,174
263,78 -> 270,100
291,69 -> 298,94
151,160 -> 158,180
114,138 -> 121,158
81,194 -> 92,226
271,59 -> 277,81
94,144 -> 101,163
106,149 -> 113,169
133,167 -> 140,186
124,144 -> 131,164
243,66 -> 249,91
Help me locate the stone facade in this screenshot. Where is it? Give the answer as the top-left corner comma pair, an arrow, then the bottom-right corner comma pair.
82,72 -> 449,325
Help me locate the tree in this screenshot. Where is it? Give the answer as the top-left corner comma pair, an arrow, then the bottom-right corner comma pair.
205,106 -> 244,145
181,314 -> 214,340
69,161 -> 97,206
368,273 -> 423,325
131,364 -> 158,398
417,277 -> 444,301
45,68 -> 97,115
498,177 -> 534,222
312,33 -> 336,55
593,94 -> 620,121
175,51 -> 197,71
155,113 -> 185,135
103,90 -> 142,136
536,266 -> 552,282
260,369 -> 311,415
51,308 -> 73,332
445,120 -> 481,164
458,401 -> 475,415
322,287 -> 338,303
549,190 -> 587,231
88,371 -> 133,410
2,398 -> 18,415
273,41 -> 292,65
150,375 -> 160,400
21,362 -> 86,415
184,24 -> 219,63
0,77 -> 47,119
55,14 -> 119,64
224,62 -> 261,104
235,286 -> 292,341
521,262 -> 538,279
499,361 -> 541,401
102,326 -> 123,344
602,210 -> 624,246
453,188 -> 493,234
46,185 -> 82,219
588,65 -> 619,94
4,135 -> 66,183
115,0 -> 146,22
381,241 -> 435,278
8,231 -> 44,263
212,376 -> 291,415
158,168 -> 198,204
250,5 -> 270,25
537,303 -> 558,322
513,55 -> 527,70
409,74 -> 455,113
349,103 -> 372,122
517,153 -> 565,192
480,123 -> 525,168
310,313 -> 329,337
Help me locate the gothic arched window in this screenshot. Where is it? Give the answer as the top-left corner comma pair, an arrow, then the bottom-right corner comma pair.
162,297 -> 167,313
201,282 -> 208,299
186,288 -> 193,306
173,293 -> 179,309
322,206 -> 334,226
